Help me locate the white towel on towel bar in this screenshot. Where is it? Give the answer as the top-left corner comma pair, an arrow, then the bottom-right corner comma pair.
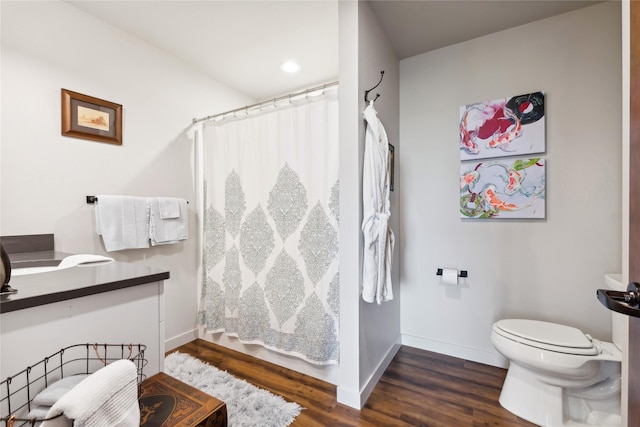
149,197 -> 188,245
95,195 -> 150,252
158,197 -> 181,218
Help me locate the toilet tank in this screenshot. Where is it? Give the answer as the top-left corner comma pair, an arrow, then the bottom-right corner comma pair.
605,273 -> 627,349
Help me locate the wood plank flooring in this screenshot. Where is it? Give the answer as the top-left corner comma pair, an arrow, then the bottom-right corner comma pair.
171,339 -> 536,426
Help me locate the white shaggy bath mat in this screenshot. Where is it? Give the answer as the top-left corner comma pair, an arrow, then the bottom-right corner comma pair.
164,352 -> 302,427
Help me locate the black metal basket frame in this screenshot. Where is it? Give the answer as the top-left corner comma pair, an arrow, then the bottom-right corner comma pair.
0,343 -> 147,427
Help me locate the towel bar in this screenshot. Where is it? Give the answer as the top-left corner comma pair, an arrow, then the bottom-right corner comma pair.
86,196 -> 188,204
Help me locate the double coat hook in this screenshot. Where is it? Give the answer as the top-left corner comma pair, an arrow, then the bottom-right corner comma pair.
364,71 -> 385,103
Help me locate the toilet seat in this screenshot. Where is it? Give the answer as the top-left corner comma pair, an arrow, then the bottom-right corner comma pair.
494,319 -> 600,356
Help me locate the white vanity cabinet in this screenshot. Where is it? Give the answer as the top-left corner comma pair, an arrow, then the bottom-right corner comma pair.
0,262 -> 168,381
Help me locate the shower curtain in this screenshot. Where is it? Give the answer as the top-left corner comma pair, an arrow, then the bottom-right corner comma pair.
197,88 -> 340,364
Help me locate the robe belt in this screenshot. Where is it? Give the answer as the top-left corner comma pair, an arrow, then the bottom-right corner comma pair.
362,211 -> 391,303
376,211 -> 390,303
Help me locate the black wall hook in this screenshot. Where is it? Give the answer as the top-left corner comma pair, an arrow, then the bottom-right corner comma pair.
364,71 -> 385,103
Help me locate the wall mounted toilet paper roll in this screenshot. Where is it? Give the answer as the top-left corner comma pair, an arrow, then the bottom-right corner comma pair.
442,268 -> 459,285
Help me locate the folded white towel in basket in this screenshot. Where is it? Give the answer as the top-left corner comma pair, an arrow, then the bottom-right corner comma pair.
33,374 -> 90,407
41,359 -> 140,427
95,196 -> 150,252
149,197 -> 188,246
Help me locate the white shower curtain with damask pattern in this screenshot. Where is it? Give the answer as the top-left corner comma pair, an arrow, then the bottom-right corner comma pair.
197,89 -> 339,364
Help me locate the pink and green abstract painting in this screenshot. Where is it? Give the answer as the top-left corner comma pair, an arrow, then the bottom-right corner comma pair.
460,158 -> 545,219
460,92 -> 545,161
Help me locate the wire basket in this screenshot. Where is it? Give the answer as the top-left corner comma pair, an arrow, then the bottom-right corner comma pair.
0,343 -> 147,427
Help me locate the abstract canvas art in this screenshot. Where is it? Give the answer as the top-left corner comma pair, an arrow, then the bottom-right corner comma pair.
460,92 -> 545,161
460,158 -> 546,219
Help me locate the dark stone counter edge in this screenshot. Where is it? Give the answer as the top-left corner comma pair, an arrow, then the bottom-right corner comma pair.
0,271 -> 170,314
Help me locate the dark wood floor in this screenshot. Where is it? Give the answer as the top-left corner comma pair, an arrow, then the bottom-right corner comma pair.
171,339 -> 536,426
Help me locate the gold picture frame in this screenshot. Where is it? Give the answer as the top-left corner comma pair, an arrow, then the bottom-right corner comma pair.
61,89 -> 122,145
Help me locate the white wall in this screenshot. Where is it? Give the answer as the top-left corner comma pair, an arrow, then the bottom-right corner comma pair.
337,0 -> 362,407
399,2 -> 622,367
0,1 -> 252,350
621,2 -> 631,424
357,0 -> 402,402
337,0 -> 401,408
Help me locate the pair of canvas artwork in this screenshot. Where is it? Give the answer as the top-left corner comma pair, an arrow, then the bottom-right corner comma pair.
459,91 -> 546,219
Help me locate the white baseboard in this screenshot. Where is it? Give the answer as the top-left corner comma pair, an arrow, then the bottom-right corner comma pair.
336,385 -> 361,409
401,334 -> 508,368
165,328 -> 198,351
337,340 -> 401,409
360,342 -> 401,405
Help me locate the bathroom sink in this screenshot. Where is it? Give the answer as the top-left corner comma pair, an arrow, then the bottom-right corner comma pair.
604,273 -> 624,290
12,254 -> 114,276
598,273 -> 640,318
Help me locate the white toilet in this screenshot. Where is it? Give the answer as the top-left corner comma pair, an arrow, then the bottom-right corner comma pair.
491,274 -> 625,427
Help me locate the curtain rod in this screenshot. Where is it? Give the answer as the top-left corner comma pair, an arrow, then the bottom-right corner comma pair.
192,80 -> 339,125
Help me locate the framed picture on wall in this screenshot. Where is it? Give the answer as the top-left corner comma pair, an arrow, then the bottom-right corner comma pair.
459,157 -> 546,219
61,89 -> 122,145
459,91 -> 545,161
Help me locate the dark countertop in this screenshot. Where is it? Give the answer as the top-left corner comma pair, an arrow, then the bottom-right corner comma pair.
1,260 -> 170,313
8,250 -> 71,267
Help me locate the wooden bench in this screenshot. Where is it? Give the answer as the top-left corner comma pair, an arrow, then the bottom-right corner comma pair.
139,372 -> 227,427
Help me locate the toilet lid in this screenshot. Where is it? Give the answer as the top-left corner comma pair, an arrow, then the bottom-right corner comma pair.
495,319 -> 598,355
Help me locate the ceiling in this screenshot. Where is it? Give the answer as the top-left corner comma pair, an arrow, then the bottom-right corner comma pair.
67,0 -> 603,101
368,0 -> 604,59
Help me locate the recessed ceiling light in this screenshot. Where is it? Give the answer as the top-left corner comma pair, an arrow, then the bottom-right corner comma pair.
280,60 -> 301,74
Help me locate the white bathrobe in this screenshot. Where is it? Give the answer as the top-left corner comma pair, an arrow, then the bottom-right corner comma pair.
362,101 -> 395,304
